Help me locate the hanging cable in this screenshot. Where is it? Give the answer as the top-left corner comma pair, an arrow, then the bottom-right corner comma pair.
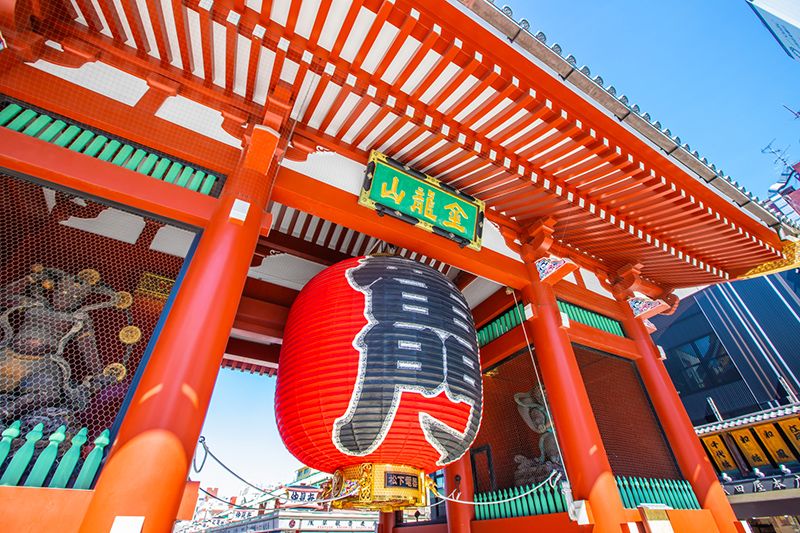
199,487 -> 268,511
193,436 -> 208,473
193,437 -> 272,494
511,291 -> 570,487
193,437 -> 364,507
199,483 -> 360,511
426,489 -> 457,509
431,471 -> 561,506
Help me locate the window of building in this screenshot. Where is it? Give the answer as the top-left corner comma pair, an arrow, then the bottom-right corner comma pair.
666,335 -> 740,394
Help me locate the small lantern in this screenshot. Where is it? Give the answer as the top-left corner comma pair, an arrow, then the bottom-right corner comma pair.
275,256 -> 482,511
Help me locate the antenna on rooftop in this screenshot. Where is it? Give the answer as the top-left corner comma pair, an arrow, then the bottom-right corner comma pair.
762,139 -> 793,169
783,105 -> 800,120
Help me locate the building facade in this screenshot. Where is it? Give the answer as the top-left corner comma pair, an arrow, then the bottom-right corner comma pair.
653,265 -> 800,524
1,0 -> 799,532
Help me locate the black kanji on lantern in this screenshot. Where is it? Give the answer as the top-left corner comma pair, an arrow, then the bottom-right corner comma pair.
333,256 -> 482,465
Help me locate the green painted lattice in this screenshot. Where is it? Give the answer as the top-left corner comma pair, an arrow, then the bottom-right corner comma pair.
474,481 -> 567,520
616,476 -> 700,510
477,303 -> 525,347
557,300 -> 625,337
0,100 -> 221,196
477,300 -> 625,348
0,420 -> 109,489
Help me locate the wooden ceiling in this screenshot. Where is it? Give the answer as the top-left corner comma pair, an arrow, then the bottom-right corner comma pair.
0,0 -> 789,287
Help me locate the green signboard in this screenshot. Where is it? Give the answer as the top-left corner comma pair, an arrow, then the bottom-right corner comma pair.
359,151 -> 485,250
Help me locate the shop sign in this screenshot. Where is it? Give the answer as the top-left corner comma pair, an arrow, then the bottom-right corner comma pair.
279,518 -> 376,531
730,429 -> 770,468
753,423 -> 797,463
385,472 -> 420,489
359,151 -> 485,250
283,486 -> 323,509
722,473 -> 800,496
701,435 -> 737,472
777,417 -> 800,454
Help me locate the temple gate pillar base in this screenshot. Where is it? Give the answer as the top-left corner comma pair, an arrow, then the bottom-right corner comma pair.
444,454 -> 474,533
378,511 -> 396,533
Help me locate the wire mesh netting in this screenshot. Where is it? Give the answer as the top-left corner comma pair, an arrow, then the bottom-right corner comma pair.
471,351 -> 564,495
0,170 -> 195,483
575,345 -> 681,479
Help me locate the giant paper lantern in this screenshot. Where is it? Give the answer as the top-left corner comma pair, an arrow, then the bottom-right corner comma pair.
276,256 -> 482,510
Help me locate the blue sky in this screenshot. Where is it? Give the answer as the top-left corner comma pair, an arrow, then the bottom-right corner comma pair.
196,0 -> 800,497
194,370 -> 301,497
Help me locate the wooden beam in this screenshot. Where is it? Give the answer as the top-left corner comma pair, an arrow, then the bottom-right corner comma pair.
0,60 -> 241,176
0,127 -> 216,228
479,324 -> 531,371
479,321 -> 640,371
553,279 -> 627,321
224,338 -> 280,365
257,230 -> 352,266
242,278 -> 298,308
232,295 -> 288,340
472,287 -> 517,329
271,166 -> 530,289
453,271 -> 478,291
567,323 -> 640,361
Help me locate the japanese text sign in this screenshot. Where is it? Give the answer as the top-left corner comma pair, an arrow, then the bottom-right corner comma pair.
730,429 -> 770,468
777,417 -> 800,455
359,151 -> 485,250
701,435 -> 737,472
754,423 -> 797,464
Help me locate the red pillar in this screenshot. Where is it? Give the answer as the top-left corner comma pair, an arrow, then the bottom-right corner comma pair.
520,245 -> 628,533
619,305 -> 739,533
444,454 -> 474,533
378,511 -> 396,533
79,126 -> 279,533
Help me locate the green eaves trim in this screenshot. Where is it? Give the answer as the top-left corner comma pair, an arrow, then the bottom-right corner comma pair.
557,299 -> 625,337
477,298 -> 625,347
0,99 -> 224,197
477,303 -> 526,347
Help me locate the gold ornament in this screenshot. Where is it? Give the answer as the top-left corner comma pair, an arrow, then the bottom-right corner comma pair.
30,264 -> 44,273
115,291 -> 133,309
119,325 -> 142,344
41,279 -> 54,290
77,268 -> 101,286
103,363 -> 127,382
331,463 -> 429,512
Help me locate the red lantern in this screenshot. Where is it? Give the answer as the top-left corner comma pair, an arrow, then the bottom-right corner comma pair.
276,256 -> 482,510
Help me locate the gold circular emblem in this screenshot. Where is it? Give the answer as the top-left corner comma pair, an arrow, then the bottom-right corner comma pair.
115,291 -> 133,309
31,264 -> 44,273
41,279 -> 54,290
119,325 -> 142,344
103,363 -> 127,381
78,268 -> 101,286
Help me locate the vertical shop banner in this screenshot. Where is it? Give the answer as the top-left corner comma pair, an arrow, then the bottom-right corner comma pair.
753,423 -> 797,464
730,429 -> 770,468
776,417 -> 800,454
701,435 -> 737,472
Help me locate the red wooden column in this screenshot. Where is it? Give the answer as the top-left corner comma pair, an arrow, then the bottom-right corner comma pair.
378,511 -> 396,533
78,125 -> 281,533
444,454 -> 474,533
617,298 -> 739,533
518,239 -> 628,533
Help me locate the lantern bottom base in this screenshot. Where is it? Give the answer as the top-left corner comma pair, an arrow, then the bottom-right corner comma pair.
326,463 -> 430,512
